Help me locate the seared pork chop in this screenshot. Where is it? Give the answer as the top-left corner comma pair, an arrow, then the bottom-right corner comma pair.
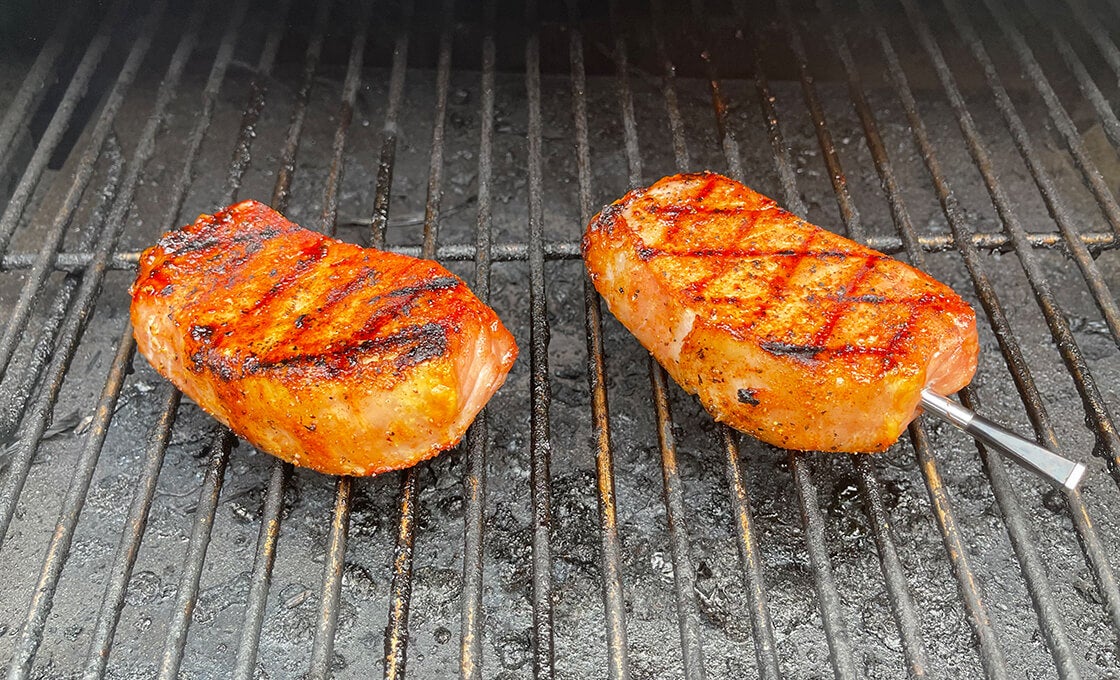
582,173 -> 977,452
131,200 -> 517,475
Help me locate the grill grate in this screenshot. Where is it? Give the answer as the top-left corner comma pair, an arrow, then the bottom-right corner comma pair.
0,0 -> 1119,678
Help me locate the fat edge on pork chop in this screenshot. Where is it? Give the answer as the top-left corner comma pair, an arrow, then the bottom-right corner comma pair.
131,200 -> 517,476
582,172 -> 978,453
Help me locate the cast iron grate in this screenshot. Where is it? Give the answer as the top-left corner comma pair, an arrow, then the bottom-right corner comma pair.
0,0 -> 1118,678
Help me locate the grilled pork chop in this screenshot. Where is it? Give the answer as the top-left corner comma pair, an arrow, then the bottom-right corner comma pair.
583,173 -> 978,452
131,200 -> 517,476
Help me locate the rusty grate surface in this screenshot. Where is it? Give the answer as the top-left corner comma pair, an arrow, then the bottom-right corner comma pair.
0,0 -> 1119,678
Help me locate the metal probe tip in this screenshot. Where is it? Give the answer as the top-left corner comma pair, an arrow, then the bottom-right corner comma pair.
919,389 -> 1087,490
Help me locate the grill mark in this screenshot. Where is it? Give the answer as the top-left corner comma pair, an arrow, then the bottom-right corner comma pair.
809,254 -> 880,349
650,205 -> 750,218
750,229 -> 820,322
362,276 -> 462,319
243,322 -> 448,374
695,174 -> 719,200
759,341 -> 826,361
190,274 -> 459,379
158,222 -> 288,256
245,240 -> 330,313
620,179 -> 938,374
321,265 -> 381,309
757,342 -> 898,362
648,246 -> 882,260
340,276 -> 463,352
880,296 -> 936,369
659,177 -> 743,245
392,322 -> 450,369
380,276 -> 460,299
696,292 -> 931,310
661,205 -> 693,243
672,200 -> 770,300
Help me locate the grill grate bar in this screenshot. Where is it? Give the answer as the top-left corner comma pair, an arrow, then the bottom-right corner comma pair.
979,0 -> 1119,241
526,2 -> 557,676
0,0 -> 200,551
2,227 -> 1114,276
715,3 -> 868,676
911,426 -> 1010,679
790,456 -> 859,680
220,0 -> 293,206
0,1 -> 85,179
719,432 -> 782,680
816,4 -> 946,674
773,5 -> 894,677
777,2 -> 940,675
368,2 -> 412,250
649,367 -> 708,680
691,4 -> 834,677
0,0 -> 129,256
157,430 -> 235,680
652,2 -> 785,675
1027,0 -> 1120,153
207,1 -> 310,676
307,2 -> 374,676
0,138 -> 123,434
234,461 -> 290,680
12,0 -> 227,672
227,6 -> 333,664
420,0 -> 455,261
852,455 -> 930,672
229,0 -> 328,673
385,0 -> 452,676
0,0 -> 155,385
310,476 -> 354,679
566,1 -> 632,677
1064,486 -> 1120,648
384,471 -> 420,680
901,0 -> 1120,476
132,1 -> 259,676
960,387 -> 1082,679
649,0 -> 691,172
1,132 -> 126,680
610,4 -> 707,676
1064,0 -> 1120,84
81,386 -> 182,680
731,12 -> 856,679
321,3 -> 376,242
270,0 -> 332,222
776,2 -> 863,238
5,322 -> 136,680
922,0 -> 1120,649
817,1 -> 1095,675
969,0 -> 1120,336
459,2 -> 497,675
861,0 -> 1103,675
0,0 -> 140,384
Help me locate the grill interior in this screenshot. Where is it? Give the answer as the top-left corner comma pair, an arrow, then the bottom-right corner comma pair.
1,0 -> 1119,678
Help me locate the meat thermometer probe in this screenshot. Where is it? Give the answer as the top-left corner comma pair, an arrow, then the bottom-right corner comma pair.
920,389 -> 1087,489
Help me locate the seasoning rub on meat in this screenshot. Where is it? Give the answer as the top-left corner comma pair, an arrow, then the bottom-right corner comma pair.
582,173 -> 978,453
131,200 -> 517,476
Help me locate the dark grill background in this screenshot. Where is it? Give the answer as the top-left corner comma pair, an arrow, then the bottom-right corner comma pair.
0,0 -> 1118,678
